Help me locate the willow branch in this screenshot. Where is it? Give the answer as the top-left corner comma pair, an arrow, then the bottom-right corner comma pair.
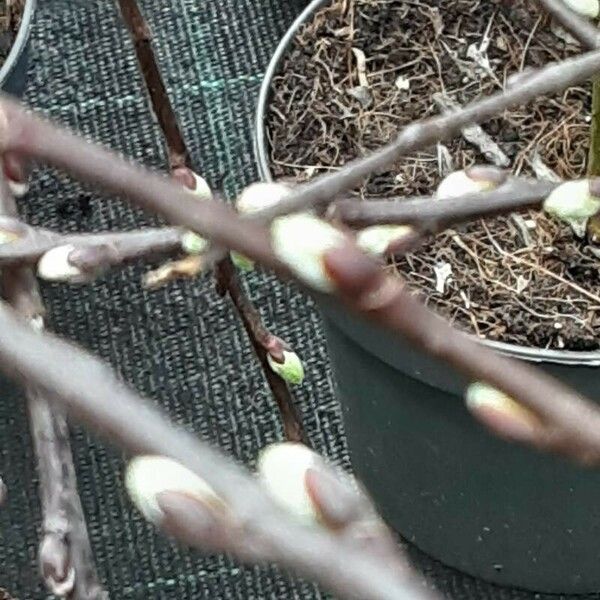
331,178 -> 557,229
323,243 -> 600,465
0,179 -> 106,599
0,219 -> 182,270
252,47 -> 600,220
5,97 -> 600,463
215,258 -> 306,443
0,300 -> 434,600
0,97 -> 278,268
114,0 -> 305,442
536,0 -> 600,49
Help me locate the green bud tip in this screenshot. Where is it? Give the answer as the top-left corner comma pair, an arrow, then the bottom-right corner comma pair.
230,251 -> 255,271
267,350 -> 304,385
181,231 -> 209,255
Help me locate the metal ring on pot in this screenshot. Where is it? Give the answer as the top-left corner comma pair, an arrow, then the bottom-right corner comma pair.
0,0 -> 36,93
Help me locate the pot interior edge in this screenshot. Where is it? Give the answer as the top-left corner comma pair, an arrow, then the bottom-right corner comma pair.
253,0 -> 600,368
0,0 -> 36,88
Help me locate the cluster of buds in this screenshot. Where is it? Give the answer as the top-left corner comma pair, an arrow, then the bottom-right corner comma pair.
126,442 -> 362,532
172,167 -> 213,256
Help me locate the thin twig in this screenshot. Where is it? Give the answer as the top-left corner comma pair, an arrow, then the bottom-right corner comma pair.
114,0 -> 305,442
0,300 -> 435,600
215,259 -> 306,443
331,178 -> 557,229
0,219 -> 182,270
536,0 -> 600,49
432,93 -> 510,167
114,0 -> 187,169
0,178 -> 106,599
252,47 -> 600,220
324,243 -> 600,465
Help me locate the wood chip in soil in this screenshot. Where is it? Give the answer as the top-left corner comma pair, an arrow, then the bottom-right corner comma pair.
267,0 -> 600,351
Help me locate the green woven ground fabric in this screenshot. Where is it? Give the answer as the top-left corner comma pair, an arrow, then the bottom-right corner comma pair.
0,1 -> 597,599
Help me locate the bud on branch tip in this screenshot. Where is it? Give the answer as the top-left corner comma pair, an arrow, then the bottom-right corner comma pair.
465,382 -> 541,443
543,180 -> 600,225
181,231 -> 208,255
125,456 -> 221,525
436,168 -> 501,200
271,214 -> 347,292
257,442 -> 321,522
233,183 -> 293,271
267,350 -> 304,385
356,225 -> 414,256
37,245 -> 84,283
564,0 -> 599,18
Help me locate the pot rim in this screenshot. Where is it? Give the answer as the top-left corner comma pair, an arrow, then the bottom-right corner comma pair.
0,0 -> 36,89
254,0 -> 600,367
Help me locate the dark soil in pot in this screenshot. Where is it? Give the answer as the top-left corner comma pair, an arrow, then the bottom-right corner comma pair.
266,0 -> 600,351
0,0 -> 34,96
0,1 -> 25,66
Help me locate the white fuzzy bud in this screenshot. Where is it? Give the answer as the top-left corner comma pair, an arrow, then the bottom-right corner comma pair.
564,0 -> 599,18
267,350 -> 304,385
356,225 -> 414,256
543,180 -> 600,226
436,170 -> 496,200
465,382 -> 540,442
189,172 -> 212,200
181,231 -> 208,255
37,245 -> 84,282
8,179 -> 29,198
271,214 -> 347,292
236,182 -> 291,215
0,230 -> 18,245
232,183 -> 292,271
125,456 -> 220,525
257,442 -> 320,522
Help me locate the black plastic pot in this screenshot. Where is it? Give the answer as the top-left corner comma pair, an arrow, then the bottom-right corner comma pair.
0,0 -> 36,97
255,0 -> 600,594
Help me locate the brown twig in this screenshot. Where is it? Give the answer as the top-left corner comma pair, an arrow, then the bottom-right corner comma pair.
324,243 -> 600,465
0,218 -> 182,271
215,258 -> 306,443
331,178 -> 557,230
536,0 -> 600,49
0,300 -> 435,600
0,178 -> 106,599
114,0 -> 187,170
6,98 -> 600,463
0,97 -> 279,268
252,46 -> 600,220
114,0 -> 305,442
